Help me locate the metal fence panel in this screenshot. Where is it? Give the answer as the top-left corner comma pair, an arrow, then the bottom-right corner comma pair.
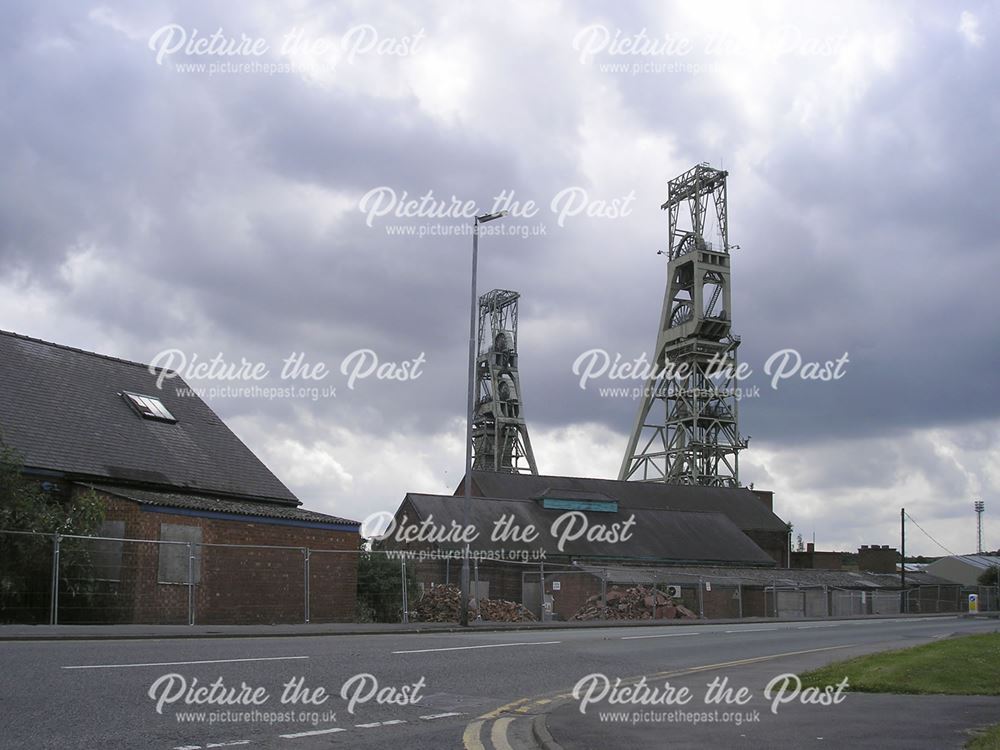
4,530 -> 999,625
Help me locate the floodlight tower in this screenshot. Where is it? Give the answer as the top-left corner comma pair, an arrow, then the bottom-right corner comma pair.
619,164 -> 747,486
471,289 -> 538,474
975,500 -> 985,554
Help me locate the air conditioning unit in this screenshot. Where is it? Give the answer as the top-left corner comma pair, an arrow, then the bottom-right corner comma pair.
666,585 -> 682,598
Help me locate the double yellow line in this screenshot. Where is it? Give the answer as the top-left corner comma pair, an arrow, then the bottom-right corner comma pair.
462,643 -> 856,750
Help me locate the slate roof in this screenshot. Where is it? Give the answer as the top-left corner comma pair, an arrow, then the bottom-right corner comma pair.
393,493 -> 777,566
0,330 -> 296,504
462,471 -> 788,532
87,484 -> 359,528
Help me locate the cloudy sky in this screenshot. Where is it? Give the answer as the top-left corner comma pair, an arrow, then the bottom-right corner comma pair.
1,1 -> 997,556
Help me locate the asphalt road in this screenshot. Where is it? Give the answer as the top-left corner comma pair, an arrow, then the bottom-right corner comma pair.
1,616 -> 996,750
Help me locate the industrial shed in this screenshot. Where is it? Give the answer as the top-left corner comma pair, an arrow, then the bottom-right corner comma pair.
924,554 -> 1000,586
456,470 -> 791,565
384,489 -> 777,617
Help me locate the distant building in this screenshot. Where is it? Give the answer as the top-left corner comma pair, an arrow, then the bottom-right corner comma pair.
0,330 -> 359,624
790,542 -> 844,570
857,544 -> 899,574
924,555 -> 1000,586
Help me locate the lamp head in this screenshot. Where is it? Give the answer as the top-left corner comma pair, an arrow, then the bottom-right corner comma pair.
476,210 -> 508,224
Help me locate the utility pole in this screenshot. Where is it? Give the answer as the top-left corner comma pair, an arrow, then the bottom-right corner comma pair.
461,210 -> 508,627
900,507 -> 906,613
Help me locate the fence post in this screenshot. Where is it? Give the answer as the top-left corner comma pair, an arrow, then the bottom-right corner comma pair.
303,548 -> 310,624
445,557 -> 450,586
601,569 -> 607,621
697,577 -> 705,619
737,583 -> 743,619
49,533 -> 61,626
772,579 -> 778,618
401,558 -> 409,624
474,558 -> 481,622
539,559 -> 545,621
187,542 -> 195,626
651,574 -> 657,620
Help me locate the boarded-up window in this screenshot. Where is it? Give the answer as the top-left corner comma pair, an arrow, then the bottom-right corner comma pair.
92,520 -> 124,582
158,524 -> 202,584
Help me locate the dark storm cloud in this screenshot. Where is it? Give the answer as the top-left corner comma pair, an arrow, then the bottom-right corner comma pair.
0,0 -> 997,537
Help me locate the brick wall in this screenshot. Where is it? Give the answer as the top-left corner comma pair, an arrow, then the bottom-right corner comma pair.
790,548 -> 843,570
544,572 -> 602,620
858,545 -> 898,574
89,490 -> 358,625
745,529 -> 789,567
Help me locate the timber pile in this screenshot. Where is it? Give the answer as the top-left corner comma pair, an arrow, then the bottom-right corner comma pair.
572,585 -> 697,621
410,584 -> 536,623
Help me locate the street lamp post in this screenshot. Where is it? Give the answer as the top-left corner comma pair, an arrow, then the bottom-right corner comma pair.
461,210 -> 507,627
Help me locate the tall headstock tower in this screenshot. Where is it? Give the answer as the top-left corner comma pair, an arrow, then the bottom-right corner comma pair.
472,289 -> 538,474
619,164 -> 747,486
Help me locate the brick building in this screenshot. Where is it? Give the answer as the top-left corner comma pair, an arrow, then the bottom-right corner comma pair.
0,330 -> 359,624
384,482 -> 781,618
791,542 -> 844,570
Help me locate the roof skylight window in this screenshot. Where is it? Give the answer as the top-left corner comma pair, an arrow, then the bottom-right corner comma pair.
122,392 -> 177,423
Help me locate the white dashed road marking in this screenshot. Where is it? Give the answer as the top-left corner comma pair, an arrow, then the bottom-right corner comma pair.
724,628 -> 777,633
65,656 -> 309,670
279,727 -> 345,739
393,640 -> 561,654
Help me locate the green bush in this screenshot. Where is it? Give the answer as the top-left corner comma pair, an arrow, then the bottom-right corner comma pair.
0,443 -> 105,623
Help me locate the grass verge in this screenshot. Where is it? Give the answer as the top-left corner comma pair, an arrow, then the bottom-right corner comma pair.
799,631 -> 1000,695
966,724 -> 1000,750
800,632 -> 1000,749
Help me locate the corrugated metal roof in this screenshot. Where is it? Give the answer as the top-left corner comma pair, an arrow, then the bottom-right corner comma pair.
940,555 -> 1000,570
574,563 -> 954,589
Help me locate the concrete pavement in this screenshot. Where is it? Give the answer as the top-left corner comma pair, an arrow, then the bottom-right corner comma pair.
0,611 -> 989,640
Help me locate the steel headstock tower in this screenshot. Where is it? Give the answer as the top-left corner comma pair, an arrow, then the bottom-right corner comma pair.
619,163 -> 747,486
472,289 -> 538,474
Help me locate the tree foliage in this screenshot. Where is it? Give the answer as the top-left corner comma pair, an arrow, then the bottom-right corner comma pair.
355,539 -> 418,623
0,443 -> 106,622
978,566 -> 999,587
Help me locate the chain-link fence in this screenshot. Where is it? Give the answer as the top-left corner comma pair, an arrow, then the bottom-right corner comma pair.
2,530 -> 998,625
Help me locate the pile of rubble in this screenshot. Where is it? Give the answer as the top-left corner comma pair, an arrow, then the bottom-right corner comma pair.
476,598 -> 537,623
410,584 -> 462,622
410,584 -> 536,623
572,585 -> 697,621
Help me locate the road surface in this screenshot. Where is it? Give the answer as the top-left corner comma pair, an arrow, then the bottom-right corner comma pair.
1,616 -> 996,749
